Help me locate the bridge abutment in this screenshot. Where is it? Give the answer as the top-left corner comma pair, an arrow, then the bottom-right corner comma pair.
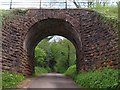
2,9 -> 119,76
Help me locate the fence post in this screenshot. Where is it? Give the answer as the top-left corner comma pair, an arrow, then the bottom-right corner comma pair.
39,0 -> 41,9
10,0 -> 12,9
65,0 -> 67,9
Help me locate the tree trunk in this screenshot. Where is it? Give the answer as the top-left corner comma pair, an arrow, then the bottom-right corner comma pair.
67,45 -> 70,68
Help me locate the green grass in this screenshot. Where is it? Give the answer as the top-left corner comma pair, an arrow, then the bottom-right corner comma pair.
90,5 -> 118,32
2,71 -> 25,88
90,5 -> 118,19
65,65 -> 120,89
1,68 -> 48,88
0,9 -> 27,23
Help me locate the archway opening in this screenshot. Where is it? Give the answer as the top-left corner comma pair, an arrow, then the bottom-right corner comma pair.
23,18 -> 82,75
34,35 -> 76,74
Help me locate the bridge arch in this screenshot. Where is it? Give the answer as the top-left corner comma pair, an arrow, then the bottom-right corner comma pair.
23,18 -> 83,74
2,9 -> 119,76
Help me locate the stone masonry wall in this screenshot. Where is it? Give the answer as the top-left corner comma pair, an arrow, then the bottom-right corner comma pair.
2,9 -> 119,76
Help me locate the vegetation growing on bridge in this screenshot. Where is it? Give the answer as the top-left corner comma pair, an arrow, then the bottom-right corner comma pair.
91,5 -> 117,19
0,9 -> 27,22
91,4 -> 118,32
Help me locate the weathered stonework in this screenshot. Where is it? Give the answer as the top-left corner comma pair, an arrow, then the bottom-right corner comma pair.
2,9 -> 119,76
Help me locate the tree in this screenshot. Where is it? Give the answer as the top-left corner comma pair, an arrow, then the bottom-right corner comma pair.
35,47 -> 46,67
49,38 -> 76,73
35,36 -> 76,73
44,48 -> 56,71
67,44 -> 70,68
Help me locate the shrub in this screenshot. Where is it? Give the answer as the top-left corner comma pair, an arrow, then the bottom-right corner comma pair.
45,67 -> 52,73
65,66 -> 119,89
75,68 -> 120,89
35,66 -> 48,76
55,65 -> 67,73
64,65 -> 77,79
2,71 -> 25,88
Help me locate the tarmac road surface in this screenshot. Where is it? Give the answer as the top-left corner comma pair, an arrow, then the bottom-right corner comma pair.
27,73 -> 81,89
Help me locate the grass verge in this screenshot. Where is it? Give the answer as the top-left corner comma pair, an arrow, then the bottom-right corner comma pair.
2,71 -> 25,88
65,65 -> 120,89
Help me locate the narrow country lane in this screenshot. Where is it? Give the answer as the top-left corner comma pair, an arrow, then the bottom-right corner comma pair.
27,73 -> 81,89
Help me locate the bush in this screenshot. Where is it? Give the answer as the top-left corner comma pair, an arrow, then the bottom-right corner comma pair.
45,67 -> 52,73
75,68 -> 120,89
55,65 -> 67,73
2,72 -> 25,88
65,66 -> 119,89
64,65 -> 77,79
35,67 -> 48,76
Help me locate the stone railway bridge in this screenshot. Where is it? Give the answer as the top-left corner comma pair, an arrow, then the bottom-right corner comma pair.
2,9 -> 119,76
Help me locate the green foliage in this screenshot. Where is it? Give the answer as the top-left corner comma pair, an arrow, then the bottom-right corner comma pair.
54,64 -> 67,73
11,9 -> 27,16
45,67 -> 52,73
0,72 -> 2,89
90,5 -> 118,35
0,10 -> 10,23
36,37 -> 76,73
91,5 -> 118,19
65,67 -> 120,89
0,9 -> 27,23
2,71 -> 25,88
35,47 -> 46,67
64,65 -> 77,79
76,68 -> 119,89
45,49 -> 56,72
89,5 -> 118,27
34,67 -> 48,76
49,38 -> 76,73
